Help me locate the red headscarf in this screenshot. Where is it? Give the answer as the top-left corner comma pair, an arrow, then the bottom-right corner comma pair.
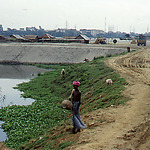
73,81 -> 80,86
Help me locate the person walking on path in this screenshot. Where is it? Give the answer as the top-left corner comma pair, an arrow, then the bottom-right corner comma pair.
69,81 -> 86,134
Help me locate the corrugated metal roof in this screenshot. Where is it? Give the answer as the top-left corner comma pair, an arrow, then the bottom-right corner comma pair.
75,34 -> 90,40
39,34 -> 54,39
11,34 -> 25,40
45,34 -> 53,38
80,34 -> 90,40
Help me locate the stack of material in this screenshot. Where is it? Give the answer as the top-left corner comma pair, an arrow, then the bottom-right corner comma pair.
131,39 -> 137,44
61,100 -> 72,110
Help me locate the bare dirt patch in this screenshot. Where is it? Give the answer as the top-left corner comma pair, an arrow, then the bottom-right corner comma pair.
68,48 -> 150,150
0,142 -> 13,150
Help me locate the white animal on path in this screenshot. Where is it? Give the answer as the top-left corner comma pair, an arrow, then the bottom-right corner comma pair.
106,79 -> 113,85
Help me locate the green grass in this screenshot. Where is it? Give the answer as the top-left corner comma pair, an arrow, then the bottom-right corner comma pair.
0,55 -> 128,149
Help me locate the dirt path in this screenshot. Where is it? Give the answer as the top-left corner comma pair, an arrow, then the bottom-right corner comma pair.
0,142 -> 12,150
69,48 -> 150,150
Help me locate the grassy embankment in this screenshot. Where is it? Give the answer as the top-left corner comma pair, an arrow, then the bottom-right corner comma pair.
0,54 -> 128,149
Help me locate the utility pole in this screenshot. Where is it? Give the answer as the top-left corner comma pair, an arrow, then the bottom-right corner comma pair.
147,25 -> 149,33
66,20 -> 68,36
105,17 -> 107,32
130,25 -> 132,33
75,24 -> 76,30
66,20 -> 68,30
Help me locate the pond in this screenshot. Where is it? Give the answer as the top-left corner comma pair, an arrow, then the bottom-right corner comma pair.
0,64 -> 52,142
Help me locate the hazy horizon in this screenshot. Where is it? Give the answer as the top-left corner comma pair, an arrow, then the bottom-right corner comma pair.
0,0 -> 150,33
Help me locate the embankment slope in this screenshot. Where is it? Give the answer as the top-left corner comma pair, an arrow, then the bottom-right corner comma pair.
0,43 -> 134,64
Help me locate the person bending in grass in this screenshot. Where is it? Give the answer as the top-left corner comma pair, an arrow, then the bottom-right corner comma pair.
69,81 -> 86,134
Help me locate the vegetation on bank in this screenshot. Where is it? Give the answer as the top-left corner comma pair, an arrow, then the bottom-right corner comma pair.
0,54 -> 128,149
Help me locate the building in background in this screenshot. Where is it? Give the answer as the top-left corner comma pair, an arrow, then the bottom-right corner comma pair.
20,28 -> 25,31
75,34 -> 90,44
0,25 -> 3,31
39,33 -> 55,39
80,29 -> 104,37
26,27 -> 38,31
10,34 -> 26,42
23,35 -> 39,42
39,26 -> 44,31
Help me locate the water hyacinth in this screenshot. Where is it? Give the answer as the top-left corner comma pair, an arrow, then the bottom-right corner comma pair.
0,97 -> 69,148
0,56 -> 127,149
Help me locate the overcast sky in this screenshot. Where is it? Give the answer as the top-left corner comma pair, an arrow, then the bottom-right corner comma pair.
0,0 -> 150,33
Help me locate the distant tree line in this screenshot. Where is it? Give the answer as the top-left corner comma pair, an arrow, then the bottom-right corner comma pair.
0,29 -> 81,38
0,29 -> 149,38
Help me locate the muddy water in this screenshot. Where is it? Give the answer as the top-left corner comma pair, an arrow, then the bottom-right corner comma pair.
0,65 -> 52,141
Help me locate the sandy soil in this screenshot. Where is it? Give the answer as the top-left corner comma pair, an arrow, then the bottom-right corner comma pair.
0,143 -> 11,150
68,47 -> 150,150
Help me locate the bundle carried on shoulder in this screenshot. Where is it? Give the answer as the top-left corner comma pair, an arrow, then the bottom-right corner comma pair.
61,100 -> 73,110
